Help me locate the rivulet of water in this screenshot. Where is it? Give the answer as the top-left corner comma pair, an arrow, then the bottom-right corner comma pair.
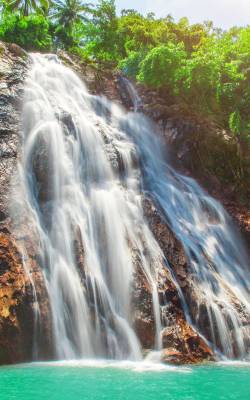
13,54 -> 250,361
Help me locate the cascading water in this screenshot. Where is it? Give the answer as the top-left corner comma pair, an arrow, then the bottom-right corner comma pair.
14,54 -> 250,362
122,113 -> 250,359
118,76 -> 142,112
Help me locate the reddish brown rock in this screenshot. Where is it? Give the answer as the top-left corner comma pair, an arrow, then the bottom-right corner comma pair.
0,223 -> 53,364
0,232 -> 37,363
161,320 -> 213,365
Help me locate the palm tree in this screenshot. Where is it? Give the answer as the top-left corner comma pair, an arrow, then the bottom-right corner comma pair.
51,0 -> 93,32
3,0 -> 49,16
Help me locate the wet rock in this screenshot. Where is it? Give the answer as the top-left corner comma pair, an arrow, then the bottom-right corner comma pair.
7,43 -> 28,59
161,320 -> 213,365
73,225 -> 86,281
0,41 -> 27,212
142,196 -> 189,281
141,194 -> 214,363
116,74 -> 134,110
132,261 -> 156,348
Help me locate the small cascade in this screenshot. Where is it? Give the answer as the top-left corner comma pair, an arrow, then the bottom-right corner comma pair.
117,75 -> 142,112
13,54 -> 250,362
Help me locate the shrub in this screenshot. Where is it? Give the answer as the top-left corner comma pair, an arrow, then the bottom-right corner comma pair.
118,51 -> 145,77
137,43 -> 187,91
0,14 -> 53,51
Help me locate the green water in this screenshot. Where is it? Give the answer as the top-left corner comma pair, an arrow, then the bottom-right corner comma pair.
0,360 -> 249,400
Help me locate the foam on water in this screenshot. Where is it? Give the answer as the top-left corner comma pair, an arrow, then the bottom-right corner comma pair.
29,359 -> 191,373
217,360 -> 250,368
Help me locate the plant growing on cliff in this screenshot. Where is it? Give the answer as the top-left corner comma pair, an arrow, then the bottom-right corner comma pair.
229,110 -> 241,136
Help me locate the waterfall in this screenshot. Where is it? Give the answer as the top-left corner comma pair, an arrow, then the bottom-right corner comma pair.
13,54 -> 250,361
118,76 -> 142,112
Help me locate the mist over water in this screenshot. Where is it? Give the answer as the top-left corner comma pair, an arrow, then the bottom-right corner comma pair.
13,54 -> 250,362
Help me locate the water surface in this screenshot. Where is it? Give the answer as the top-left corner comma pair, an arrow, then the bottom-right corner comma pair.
0,360 -> 249,400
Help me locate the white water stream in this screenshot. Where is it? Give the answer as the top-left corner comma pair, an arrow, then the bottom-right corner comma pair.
13,54 -> 250,361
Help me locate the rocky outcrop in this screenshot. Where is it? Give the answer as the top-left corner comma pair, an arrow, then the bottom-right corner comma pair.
57,50 -> 124,105
141,196 -> 214,364
0,232 -> 32,364
0,42 -> 52,364
0,41 -> 30,363
0,42 -> 27,218
132,261 -> 214,364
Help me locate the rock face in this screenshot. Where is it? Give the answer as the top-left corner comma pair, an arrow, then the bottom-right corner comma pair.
0,42 -> 26,219
0,42 -> 32,364
0,42 -> 52,364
